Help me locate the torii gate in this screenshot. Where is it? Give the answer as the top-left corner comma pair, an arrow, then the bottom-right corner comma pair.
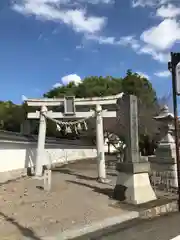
25,93 -> 123,182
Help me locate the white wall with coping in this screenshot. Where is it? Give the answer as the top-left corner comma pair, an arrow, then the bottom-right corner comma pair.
0,138 -> 117,183
0,140 -> 97,173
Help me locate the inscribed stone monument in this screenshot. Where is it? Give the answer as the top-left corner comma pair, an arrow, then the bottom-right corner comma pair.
114,94 -> 156,204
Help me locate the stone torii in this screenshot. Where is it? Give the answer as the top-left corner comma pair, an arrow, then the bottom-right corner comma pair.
25,93 -> 123,183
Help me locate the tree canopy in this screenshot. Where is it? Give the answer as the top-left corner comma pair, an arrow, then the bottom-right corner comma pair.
44,70 -> 157,105
0,101 -> 24,132
44,70 -> 159,137
0,70 -> 160,138
44,75 -> 123,98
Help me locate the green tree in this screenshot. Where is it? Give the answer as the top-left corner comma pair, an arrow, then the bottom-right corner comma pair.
0,101 -> 24,132
75,76 -> 122,97
122,70 -> 157,106
43,72 -> 159,138
44,76 -> 123,98
44,82 -> 78,98
121,70 -> 159,136
0,71 -> 159,138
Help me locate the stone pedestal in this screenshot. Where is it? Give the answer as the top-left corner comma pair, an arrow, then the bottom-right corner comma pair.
114,162 -> 156,204
149,142 -> 178,188
114,94 -> 156,204
149,105 -> 178,189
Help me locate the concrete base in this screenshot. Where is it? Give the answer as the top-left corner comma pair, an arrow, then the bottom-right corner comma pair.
114,171 -> 157,205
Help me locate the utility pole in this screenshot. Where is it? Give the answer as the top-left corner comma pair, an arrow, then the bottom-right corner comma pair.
168,52 -> 180,211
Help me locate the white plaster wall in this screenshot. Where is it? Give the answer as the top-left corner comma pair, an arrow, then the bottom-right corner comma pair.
0,140 -> 97,173
0,147 -> 27,172
45,146 -> 97,166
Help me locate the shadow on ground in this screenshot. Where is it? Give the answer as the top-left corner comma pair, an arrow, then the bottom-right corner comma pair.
107,172 -> 118,177
72,217 -> 146,240
0,176 -> 27,187
52,157 -> 118,180
53,168 -> 97,181
0,212 -> 41,240
66,180 -> 114,198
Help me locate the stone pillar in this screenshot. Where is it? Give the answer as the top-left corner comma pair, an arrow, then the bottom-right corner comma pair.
96,104 -> 106,182
114,94 -> 156,204
35,106 -> 47,177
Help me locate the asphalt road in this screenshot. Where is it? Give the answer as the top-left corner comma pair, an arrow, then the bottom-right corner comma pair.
74,213 -> 180,240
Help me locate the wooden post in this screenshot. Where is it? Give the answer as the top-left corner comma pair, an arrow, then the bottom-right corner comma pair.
44,169 -> 52,191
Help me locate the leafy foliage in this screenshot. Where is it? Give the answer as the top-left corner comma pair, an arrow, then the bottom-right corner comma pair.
44,70 -> 159,138
0,101 -> 24,132
44,76 -> 123,98
0,70 -> 161,139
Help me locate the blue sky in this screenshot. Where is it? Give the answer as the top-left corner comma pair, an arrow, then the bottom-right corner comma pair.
0,0 -> 180,104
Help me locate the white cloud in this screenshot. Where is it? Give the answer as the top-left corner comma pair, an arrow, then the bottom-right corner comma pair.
130,1 -> 180,63
156,4 -> 180,18
132,0 -> 171,8
85,34 -> 115,44
154,70 -> 171,77
136,71 -> 150,79
138,45 -> 170,63
82,0 -> 114,4
82,1 -> 179,64
140,18 -> 180,51
85,34 -> 140,50
85,33 -> 170,63
132,0 -> 156,7
76,44 -> 84,49
21,95 -> 27,101
118,35 -> 140,50
12,0 -> 106,34
61,74 -> 82,85
53,82 -> 62,88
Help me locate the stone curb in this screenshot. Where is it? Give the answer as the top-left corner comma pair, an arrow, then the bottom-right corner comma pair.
139,200 -> 178,219
29,200 -> 178,240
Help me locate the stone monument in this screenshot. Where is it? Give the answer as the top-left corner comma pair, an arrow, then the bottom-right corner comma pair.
114,94 -> 156,204
149,105 -> 178,189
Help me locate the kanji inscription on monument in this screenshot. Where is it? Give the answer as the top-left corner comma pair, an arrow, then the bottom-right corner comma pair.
118,94 -> 139,163
130,96 -> 139,162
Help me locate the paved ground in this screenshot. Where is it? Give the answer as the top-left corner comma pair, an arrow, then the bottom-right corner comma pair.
74,212 -> 180,240
0,158 -> 127,240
